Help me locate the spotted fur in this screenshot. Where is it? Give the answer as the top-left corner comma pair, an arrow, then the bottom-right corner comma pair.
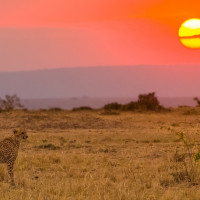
0,129 -> 28,186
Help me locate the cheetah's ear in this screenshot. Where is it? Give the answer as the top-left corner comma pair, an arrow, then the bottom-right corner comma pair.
13,129 -> 18,134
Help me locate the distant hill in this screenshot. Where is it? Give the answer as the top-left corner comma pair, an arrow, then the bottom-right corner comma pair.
0,65 -> 199,108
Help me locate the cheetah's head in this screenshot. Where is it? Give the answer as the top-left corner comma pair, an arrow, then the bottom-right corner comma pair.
13,129 -> 28,140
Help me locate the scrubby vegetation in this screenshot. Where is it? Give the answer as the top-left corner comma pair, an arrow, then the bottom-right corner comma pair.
170,131 -> 200,184
2,94 -> 200,199
72,106 -> 93,111
194,97 -> 200,107
48,107 -> 63,112
138,92 -> 162,110
0,94 -> 23,111
104,92 -> 163,111
104,102 -> 122,110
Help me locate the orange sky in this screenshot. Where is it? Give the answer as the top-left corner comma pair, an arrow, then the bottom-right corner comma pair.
0,0 -> 200,71
1,0 -> 200,27
0,0 -> 155,27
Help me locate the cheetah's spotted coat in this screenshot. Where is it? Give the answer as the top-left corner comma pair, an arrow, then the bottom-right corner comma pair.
0,129 -> 28,186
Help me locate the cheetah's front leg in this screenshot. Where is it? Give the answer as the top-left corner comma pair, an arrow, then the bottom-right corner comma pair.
7,162 -> 15,186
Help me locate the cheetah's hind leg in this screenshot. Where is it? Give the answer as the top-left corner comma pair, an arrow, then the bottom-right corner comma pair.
7,162 -> 15,187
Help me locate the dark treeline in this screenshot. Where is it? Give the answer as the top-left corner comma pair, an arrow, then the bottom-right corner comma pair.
2,93 -> 200,112
103,92 -> 164,112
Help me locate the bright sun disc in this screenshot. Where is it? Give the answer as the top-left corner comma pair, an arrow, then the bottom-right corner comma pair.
179,18 -> 200,49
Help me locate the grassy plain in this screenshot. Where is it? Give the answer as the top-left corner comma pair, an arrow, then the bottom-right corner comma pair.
0,107 -> 200,199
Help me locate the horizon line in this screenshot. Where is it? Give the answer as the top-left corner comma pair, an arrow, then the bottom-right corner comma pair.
1,64 -> 200,73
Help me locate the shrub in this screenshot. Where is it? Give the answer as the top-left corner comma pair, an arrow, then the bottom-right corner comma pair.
104,102 -> 122,110
170,131 -> 200,184
137,92 -> 161,111
48,107 -> 63,111
122,101 -> 138,111
72,106 -> 93,111
103,92 -> 163,112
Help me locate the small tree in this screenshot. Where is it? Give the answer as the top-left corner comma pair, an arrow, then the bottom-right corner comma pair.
0,94 -> 24,111
137,92 -> 161,111
193,97 -> 200,107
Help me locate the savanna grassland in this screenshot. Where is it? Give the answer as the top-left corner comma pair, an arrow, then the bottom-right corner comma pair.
1,108 -> 200,199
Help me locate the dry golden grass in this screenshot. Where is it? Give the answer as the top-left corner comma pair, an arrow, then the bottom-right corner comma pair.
0,108 -> 200,199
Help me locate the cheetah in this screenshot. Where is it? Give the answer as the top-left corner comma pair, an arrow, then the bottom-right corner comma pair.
0,129 -> 28,186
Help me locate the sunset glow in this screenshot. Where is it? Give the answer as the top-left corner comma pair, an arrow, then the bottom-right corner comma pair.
0,0 -> 199,71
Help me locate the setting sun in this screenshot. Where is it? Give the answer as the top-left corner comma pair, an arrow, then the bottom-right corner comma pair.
179,18 -> 200,49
